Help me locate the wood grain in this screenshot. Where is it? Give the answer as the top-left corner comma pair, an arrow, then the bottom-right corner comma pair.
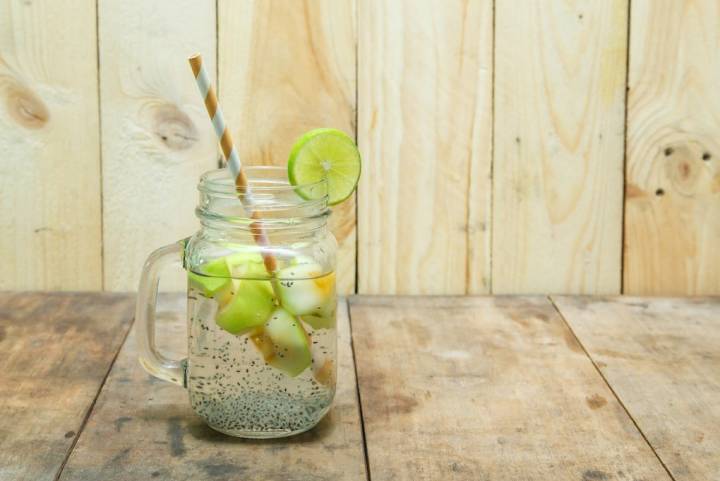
99,0 -> 218,291
0,0 -> 102,290
358,0 -> 492,295
349,296 -> 670,481
59,297 -> 367,480
218,0 -> 357,295
493,0 -> 627,294
0,292 -> 134,481
624,0 -> 720,295
554,296 -> 720,481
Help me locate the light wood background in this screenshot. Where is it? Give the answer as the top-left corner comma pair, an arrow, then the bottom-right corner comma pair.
0,0 -> 717,296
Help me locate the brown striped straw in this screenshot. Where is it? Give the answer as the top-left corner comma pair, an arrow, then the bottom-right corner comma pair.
188,53 -> 277,275
188,54 -> 248,192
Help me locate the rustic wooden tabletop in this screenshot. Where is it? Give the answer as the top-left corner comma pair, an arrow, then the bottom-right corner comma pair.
1,293 -> 718,481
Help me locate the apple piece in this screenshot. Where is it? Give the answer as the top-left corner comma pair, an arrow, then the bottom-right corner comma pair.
214,278 -> 275,335
188,251 -> 268,298
299,302 -> 336,330
289,254 -> 316,266
225,252 -> 269,279
313,358 -> 335,387
249,327 -> 275,360
277,263 -> 336,329
188,257 -> 231,297
250,307 -> 312,377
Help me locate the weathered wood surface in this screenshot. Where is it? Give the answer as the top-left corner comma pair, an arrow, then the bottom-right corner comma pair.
348,296 -> 670,480
0,0 -> 102,290
493,0 -> 627,294
554,296 -> 720,481
99,0 -> 217,291
59,297 -> 367,481
0,292 -> 134,481
357,0 -> 493,295
624,0 -> 720,295
218,0 -> 357,295
5,293 -> 720,480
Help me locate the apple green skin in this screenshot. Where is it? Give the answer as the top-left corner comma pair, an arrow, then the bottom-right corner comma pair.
188,252 -> 268,298
213,253 -> 274,335
225,252 -> 268,278
251,307 -> 312,377
188,257 -> 231,297
215,279 -> 276,335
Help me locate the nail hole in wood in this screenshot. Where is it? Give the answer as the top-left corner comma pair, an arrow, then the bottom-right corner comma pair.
702,152 -> 711,161
655,188 -> 665,196
664,147 -> 673,156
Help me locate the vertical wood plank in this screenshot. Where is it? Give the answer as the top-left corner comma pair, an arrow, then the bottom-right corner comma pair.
358,0 -> 493,295
465,1 -> 494,295
493,0 -> 628,294
100,0 -> 217,291
218,0 -> 357,294
624,0 -> 720,295
0,0 -> 102,290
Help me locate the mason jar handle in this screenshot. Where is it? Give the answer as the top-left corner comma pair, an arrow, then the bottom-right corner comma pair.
136,241 -> 186,387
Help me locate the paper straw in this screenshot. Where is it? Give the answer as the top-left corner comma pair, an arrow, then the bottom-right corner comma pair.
188,53 -> 277,275
188,54 -> 249,193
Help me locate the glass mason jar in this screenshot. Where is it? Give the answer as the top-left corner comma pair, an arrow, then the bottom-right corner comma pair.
136,166 -> 338,438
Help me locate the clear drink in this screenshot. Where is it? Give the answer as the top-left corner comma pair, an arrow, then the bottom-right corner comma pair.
136,166 -> 342,438
186,268 -> 337,438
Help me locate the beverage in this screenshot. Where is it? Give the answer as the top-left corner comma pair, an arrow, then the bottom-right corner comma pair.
185,256 -> 337,437
136,123 -> 360,438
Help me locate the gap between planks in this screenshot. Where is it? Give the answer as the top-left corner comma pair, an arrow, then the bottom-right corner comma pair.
618,0 -> 633,295
54,316 -> 136,481
548,296 -> 676,481
347,297 -> 372,481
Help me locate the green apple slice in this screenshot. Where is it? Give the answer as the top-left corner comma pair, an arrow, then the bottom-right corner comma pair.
225,252 -> 269,279
276,263 -> 336,329
250,307 -> 312,377
213,253 -> 275,335
214,278 -> 275,335
188,257 -> 231,297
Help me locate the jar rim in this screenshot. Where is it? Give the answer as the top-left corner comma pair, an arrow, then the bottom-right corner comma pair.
198,166 -> 327,199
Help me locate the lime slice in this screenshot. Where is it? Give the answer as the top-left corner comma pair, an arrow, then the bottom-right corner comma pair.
288,128 -> 361,205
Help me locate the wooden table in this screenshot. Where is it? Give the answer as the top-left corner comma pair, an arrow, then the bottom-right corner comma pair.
1,293 -> 718,481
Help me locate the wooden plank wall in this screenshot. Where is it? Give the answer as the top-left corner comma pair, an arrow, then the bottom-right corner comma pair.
0,0 -> 717,296
218,0 -> 357,294
624,0 -> 720,295
99,0 -> 218,291
358,0 -> 493,295
0,0 -> 102,290
493,0 -> 627,294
